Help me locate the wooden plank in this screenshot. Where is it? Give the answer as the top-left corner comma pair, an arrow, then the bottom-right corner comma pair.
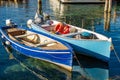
36,41 -> 57,47
15,33 -> 37,38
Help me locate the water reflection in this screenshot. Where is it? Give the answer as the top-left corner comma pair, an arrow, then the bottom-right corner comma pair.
0,0 -> 28,8
1,0 -> 120,80
1,42 -> 72,80
0,0 -> 37,26
112,1 -> 117,23
104,12 -> 111,31
72,54 -> 109,80
49,0 -> 104,29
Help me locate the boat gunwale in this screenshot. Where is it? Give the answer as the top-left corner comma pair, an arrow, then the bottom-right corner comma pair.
31,23 -> 111,42
0,28 -> 72,54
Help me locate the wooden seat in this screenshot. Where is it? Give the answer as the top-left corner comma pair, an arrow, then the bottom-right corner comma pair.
18,34 -> 40,44
15,33 -> 37,38
7,28 -> 26,36
35,41 -> 57,47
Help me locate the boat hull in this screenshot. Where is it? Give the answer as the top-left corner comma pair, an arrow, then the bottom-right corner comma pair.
0,27 -> 73,71
30,23 -> 111,62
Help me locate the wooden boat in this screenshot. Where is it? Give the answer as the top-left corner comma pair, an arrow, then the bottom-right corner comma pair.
0,23 -> 73,71
27,15 -> 112,62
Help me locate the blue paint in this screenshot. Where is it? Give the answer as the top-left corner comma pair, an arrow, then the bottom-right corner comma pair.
0,26 -> 73,69
0,0 -> 120,80
80,32 -> 92,37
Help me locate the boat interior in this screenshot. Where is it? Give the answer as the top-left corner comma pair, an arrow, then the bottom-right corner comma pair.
41,24 -> 98,40
6,28 -> 68,50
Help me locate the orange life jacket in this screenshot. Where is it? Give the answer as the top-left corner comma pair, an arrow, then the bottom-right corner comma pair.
62,25 -> 70,34
54,22 -> 70,34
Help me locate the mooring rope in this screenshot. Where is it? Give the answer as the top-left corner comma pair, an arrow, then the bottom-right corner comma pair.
112,44 -> 120,63
73,52 -> 92,80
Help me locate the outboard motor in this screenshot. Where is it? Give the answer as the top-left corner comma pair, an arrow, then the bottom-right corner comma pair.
46,20 -> 53,25
6,19 -> 14,27
43,12 -> 50,21
34,11 -> 44,24
34,17 -> 43,24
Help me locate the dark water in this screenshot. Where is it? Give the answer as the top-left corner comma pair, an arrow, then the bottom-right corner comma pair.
0,0 -> 120,80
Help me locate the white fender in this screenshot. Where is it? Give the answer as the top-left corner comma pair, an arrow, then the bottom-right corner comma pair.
5,41 -> 10,45
27,19 -> 33,28
6,19 -> 13,26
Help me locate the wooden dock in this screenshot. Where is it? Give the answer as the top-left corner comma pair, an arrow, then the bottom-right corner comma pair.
59,0 -> 105,4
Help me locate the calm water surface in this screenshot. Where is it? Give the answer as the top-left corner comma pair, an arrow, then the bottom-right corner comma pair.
0,0 -> 120,80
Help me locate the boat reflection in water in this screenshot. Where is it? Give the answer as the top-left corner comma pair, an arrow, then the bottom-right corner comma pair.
1,42 -> 72,80
72,54 -> 109,80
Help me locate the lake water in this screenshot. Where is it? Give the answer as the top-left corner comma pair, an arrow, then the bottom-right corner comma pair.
0,0 -> 120,80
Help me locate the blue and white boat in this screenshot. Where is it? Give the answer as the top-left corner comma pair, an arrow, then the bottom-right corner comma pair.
0,21 -> 73,71
27,16 -> 112,62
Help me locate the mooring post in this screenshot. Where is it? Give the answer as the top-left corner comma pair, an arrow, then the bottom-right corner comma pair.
104,0 -> 112,31
14,0 -> 18,7
106,12 -> 111,31
104,11 -> 111,31
113,1 -> 117,23
104,12 -> 107,31
14,0 -> 17,2
104,0 -> 109,12
38,0 -> 42,15
108,0 -> 112,12
104,0 -> 112,12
